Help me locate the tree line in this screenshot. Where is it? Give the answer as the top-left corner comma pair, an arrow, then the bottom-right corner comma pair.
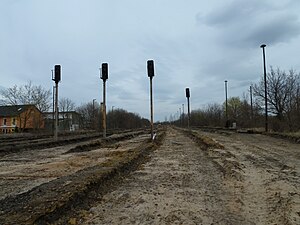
0,81 -> 149,131
1,66 -> 300,132
76,102 -> 149,131
175,67 -> 300,132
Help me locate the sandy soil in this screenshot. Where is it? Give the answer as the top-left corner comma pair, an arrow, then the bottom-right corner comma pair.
0,133 -> 149,201
0,127 -> 299,225
198,129 -> 300,225
77,128 -> 300,225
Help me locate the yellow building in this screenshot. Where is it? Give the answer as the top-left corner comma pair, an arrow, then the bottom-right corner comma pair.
0,105 -> 44,133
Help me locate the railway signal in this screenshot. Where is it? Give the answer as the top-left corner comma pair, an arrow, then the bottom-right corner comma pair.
100,63 -> 108,138
185,88 -> 191,129
147,60 -> 155,139
52,65 -> 61,140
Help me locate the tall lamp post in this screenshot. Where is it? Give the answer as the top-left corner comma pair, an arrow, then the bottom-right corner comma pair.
260,44 -> 268,132
224,80 -> 228,127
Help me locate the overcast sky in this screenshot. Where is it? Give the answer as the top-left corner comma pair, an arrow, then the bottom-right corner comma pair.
1,0 -> 300,121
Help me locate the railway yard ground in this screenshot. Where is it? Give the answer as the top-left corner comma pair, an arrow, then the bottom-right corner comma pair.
0,126 -> 299,225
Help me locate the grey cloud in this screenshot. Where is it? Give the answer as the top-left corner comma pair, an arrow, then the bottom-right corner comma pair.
2,0 -> 300,121
244,15 -> 300,46
199,0 -> 300,47
201,0 -> 269,27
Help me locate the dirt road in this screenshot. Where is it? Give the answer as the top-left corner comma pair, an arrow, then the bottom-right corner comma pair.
0,127 -> 299,224
198,129 -> 300,225
74,128 -> 299,225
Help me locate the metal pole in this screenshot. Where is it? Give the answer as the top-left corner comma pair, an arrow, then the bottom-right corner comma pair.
92,99 -> 96,130
51,69 -> 55,134
182,103 -> 184,127
100,102 -> 103,131
250,85 -> 253,120
103,81 -> 106,138
187,97 -> 190,129
150,77 -> 154,139
52,85 -> 55,134
261,44 -> 268,132
54,82 -> 58,140
225,80 -> 228,124
297,88 -> 300,111
179,107 -> 181,126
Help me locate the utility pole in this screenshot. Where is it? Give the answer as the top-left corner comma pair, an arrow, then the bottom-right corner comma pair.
100,63 -> 108,138
186,88 -> 191,129
182,103 -> 184,127
147,60 -> 155,139
51,70 -> 55,134
52,65 -> 61,140
250,85 -> 253,121
179,107 -> 181,126
92,99 -> 96,130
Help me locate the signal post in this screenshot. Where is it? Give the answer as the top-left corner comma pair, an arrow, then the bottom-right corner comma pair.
147,60 -> 155,139
101,63 -> 108,138
52,65 -> 61,140
186,88 -> 191,129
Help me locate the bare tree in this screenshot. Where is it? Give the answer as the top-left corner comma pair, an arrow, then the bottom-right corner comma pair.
58,97 -> 76,130
190,103 -> 223,127
106,108 -> 149,130
0,81 -> 51,131
0,81 -> 51,112
76,103 -> 149,131
59,97 -> 76,112
253,67 -> 300,131
77,102 -> 101,130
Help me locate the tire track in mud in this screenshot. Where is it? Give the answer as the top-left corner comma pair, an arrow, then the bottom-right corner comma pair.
77,127 -> 251,225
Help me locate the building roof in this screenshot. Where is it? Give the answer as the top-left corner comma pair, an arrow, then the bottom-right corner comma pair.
0,105 -> 36,117
43,111 -> 80,115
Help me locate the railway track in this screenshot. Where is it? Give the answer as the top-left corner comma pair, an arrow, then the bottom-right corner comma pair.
0,129 -> 149,157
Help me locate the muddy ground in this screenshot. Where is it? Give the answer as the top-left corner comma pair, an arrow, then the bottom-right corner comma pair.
0,127 -> 299,224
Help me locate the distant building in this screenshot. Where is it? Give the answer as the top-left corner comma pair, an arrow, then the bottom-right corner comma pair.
43,111 -> 81,131
0,105 -> 44,133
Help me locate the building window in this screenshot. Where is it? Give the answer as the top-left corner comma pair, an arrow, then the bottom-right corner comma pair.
12,118 -> 16,125
3,118 -> 7,125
